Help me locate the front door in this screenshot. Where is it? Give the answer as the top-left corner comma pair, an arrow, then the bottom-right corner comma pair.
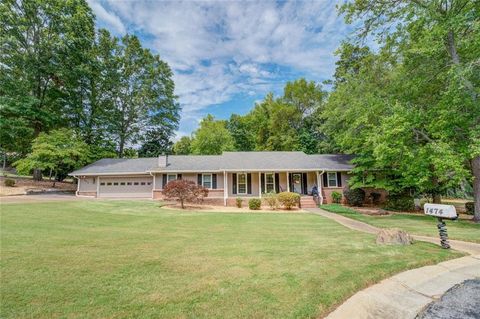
292,173 -> 303,194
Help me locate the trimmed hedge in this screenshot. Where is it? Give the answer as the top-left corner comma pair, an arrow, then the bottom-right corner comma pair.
277,192 -> 300,210
263,192 -> 279,210
344,188 -> 365,207
465,202 -> 474,215
385,194 -> 414,211
248,198 -> 261,210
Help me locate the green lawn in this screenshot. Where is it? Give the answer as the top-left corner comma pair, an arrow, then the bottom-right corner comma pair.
321,204 -> 480,243
1,201 -> 463,318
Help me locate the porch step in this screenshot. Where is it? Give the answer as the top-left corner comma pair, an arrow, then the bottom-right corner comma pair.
300,196 -> 318,208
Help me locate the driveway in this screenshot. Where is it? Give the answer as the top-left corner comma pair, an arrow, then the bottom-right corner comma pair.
0,194 -> 81,204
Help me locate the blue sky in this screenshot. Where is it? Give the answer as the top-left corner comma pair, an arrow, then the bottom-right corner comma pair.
87,0 -> 355,138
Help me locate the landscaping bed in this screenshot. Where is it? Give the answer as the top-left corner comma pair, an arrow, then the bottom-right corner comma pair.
321,204 -> 480,243
0,200 -> 462,318
0,176 -> 76,196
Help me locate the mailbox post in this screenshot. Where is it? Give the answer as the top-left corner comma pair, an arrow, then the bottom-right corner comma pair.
424,203 -> 457,249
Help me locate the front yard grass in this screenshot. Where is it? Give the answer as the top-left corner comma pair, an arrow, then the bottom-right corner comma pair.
321,204 -> 480,243
1,200 -> 463,318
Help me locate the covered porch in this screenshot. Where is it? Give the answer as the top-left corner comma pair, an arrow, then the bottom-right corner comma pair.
223,171 -> 322,206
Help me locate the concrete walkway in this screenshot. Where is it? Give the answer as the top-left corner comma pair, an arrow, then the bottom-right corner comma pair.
305,208 -> 480,319
309,208 -> 480,255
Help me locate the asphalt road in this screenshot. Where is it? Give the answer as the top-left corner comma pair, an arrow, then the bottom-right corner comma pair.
417,279 -> 480,319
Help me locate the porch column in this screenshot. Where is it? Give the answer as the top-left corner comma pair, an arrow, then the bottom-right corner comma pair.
96,176 -> 100,198
223,171 -> 228,206
317,171 -> 323,205
286,172 -> 290,192
75,177 -> 80,196
258,172 -> 262,198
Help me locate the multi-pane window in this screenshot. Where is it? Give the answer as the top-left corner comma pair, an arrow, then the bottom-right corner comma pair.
265,173 -> 275,193
327,172 -> 338,187
167,174 -> 177,182
202,174 -> 212,189
237,173 -> 247,194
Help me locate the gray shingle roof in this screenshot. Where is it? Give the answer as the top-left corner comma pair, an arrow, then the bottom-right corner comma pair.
70,158 -> 158,175
70,152 -> 354,175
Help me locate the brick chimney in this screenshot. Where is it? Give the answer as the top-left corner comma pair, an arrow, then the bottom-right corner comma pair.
158,153 -> 168,167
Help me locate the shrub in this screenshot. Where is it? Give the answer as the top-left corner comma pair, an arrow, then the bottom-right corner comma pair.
344,188 -> 365,207
263,192 -> 279,210
370,192 -> 382,205
162,179 -> 208,209
236,197 -> 243,208
277,192 -> 300,210
331,191 -> 342,204
4,179 -> 15,187
384,193 -> 414,211
249,198 -> 261,210
465,202 -> 475,215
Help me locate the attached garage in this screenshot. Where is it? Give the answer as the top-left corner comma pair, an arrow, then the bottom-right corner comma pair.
98,176 -> 153,198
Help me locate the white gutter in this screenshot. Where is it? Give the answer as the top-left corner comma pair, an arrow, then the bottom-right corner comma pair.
69,172 -> 151,177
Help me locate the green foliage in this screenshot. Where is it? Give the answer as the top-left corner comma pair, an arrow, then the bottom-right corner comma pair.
369,192 -> 382,205
384,194 -> 415,212
263,192 -> 279,210
4,179 -> 15,187
248,198 -> 261,210
227,114 -> 255,151
331,191 -> 342,204
235,197 -> 243,208
191,115 -> 235,155
277,192 -> 300,210
173,136 -> 193,155
100,34 -> 179,157
0,1 -> 179,164
14,129 -> 90,182
333,0 -> 480,219
344,188 -> 366,207
465,202 -> 474,216
138,128 -> 173,157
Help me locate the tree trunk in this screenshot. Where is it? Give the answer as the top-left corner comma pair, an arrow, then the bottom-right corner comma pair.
432,193 -> 442,204
33,169 -> 43,181
472,156 -> 480,222
118,136 -> 125,158
180,198 -> 185,209
2,152 -> 6,172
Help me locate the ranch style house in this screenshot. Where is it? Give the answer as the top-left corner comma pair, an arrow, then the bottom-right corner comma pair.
69,151 -> 355,206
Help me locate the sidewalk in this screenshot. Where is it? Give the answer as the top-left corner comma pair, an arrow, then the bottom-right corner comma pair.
308,208 -> 480,255
306,208 -> 480,319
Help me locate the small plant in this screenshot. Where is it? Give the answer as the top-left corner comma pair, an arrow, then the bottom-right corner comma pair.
465,202 -> 474,215
4,179 -> 15,187
236,197 -> 243,208
331,191 -> 342,204
344,188 -> 365,207
249,198 -> 261,210
263,192 -> 279,210
277,192 -> 300,210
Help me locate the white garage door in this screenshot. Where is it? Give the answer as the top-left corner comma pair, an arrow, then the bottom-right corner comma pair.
98,176 -> 153,198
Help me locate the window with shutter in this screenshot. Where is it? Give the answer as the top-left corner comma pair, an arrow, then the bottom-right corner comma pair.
327,172 -> 337,187
237,173 -> 247,194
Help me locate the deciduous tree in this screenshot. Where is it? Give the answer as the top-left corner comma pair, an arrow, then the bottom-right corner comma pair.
14,129 -> 90,185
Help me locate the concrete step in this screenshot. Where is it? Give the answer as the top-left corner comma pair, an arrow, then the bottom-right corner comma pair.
300,197 -> 317,208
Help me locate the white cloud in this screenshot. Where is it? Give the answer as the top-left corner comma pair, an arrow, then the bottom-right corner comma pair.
87,0 -> 126,34
90,0 -> 352,133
